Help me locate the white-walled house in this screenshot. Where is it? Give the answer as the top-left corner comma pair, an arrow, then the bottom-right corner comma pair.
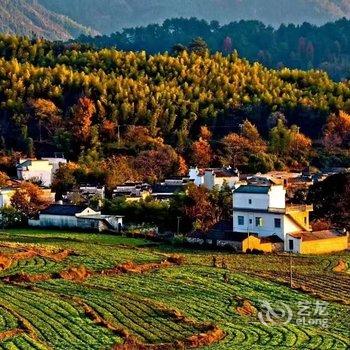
189,167 -> 239,189
17,158 -> 67,187
17,159 -> 54,187
29,204 -> 123,232
232,184 -> 312,241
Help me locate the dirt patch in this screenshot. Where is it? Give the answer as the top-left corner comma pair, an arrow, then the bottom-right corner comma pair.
236,299 -> 257,316
3,273 -> 52,283
0,248 -> 72,271
58,265 -> 92,282
333,260 -> 348,273
102,257 -> 183,276
0,328 -> 24,341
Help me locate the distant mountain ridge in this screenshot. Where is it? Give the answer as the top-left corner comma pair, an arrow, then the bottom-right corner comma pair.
38,0 -> 350,34
1,0 -> 350,40
0,0 -> 97,41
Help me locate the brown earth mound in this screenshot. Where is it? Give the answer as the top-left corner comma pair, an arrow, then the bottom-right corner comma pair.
102,259 -> 174,276
3,273 -> 51,283
236,300 -> 257,316
59,265 -> 92,282
0,328 -> 23,341
333,259 -> 348,273
0,248 -> 72,271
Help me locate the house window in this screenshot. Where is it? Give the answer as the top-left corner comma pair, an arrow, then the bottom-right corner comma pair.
289,240 -> 294,251
304,217 -> 307,224
249,219 -> 252,224
274,218 -> 281,228
255,217 -> 263,227
238,216 -> 244,226
248,199 -> 252,204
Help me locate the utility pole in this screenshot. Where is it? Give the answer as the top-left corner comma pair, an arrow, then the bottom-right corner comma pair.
117,124 -> 121,147
290,254 -> 293,288
177,216 -> 181,236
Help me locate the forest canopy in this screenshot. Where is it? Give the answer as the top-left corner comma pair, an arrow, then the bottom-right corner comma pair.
76,17 -> 350,81
0,34 -> 349,183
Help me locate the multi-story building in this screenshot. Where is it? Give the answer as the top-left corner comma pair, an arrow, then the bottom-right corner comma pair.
232,184 -> 312,242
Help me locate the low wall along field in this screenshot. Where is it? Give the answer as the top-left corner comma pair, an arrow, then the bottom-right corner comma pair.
0,229 -> 347,349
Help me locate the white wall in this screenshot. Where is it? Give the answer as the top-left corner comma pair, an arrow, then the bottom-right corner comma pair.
285,234 -> 301,253
233,192 -> 270,210
268,185 -> 286,209
233,211 -> 285,238
189,168 -> 204,186
0,190 -> 15,208
38,214 -> 77,228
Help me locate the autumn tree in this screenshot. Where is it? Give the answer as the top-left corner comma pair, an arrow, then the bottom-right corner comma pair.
10,182 -> 50,218
220,120 -> 267,168
27,98 -> 61,140
190,126 -> 213,168
0,171 -> 10,187
71,97 -> 96,143
269,119 -> 311,165
184,183 -> 220,234
323,111 -> 350,151
103,156 -> 139,190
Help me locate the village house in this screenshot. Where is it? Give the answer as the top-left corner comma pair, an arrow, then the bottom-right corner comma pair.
113,182 -> 152,202
151,178 -> 191,200
17,157 -> 67,187
29,204 -> 123,232
286,230 -> 349,254
189,167 -> 240,189
232,183 -> 348,254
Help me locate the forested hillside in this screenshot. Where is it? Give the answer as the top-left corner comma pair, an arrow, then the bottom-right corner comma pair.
77,17 -> 350,81
38,0 -> 350,33
0,0 -> 97,41
0,35 -> 350,185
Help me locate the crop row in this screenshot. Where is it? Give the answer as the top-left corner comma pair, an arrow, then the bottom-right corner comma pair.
0,283 -> 121,350
86,265 -> 350,349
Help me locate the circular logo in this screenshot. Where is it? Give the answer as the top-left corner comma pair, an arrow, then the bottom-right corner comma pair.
258,300 -> 293,326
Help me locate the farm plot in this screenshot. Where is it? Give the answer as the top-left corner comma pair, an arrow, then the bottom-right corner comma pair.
0,229 -> 348,349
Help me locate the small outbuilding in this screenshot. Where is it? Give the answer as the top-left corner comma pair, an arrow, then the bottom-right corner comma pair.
286,230 -> 349,254
29,204 -> 123,232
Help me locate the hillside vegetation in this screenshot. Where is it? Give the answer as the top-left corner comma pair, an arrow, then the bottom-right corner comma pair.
0,35 -> 350,183
78,17 -> 350,81
0,0 -> 97,41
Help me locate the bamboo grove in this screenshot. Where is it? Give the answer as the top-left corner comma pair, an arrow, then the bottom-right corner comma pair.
0,34 -> 350,180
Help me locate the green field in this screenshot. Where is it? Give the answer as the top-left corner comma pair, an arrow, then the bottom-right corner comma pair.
0,229 -> 348,349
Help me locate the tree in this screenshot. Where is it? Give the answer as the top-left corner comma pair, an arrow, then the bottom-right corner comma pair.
103,156 -> 139,190
71,97 -> 96,143
307,173 -> 350,230
190,127 -> 213,168
27,98 -> 61,140
188,37 -> 209,56
184,183 -> 220,234
323,111 -> 350,151
10,182 -> 50,218
220,120 -> 266,168
0,171 -> 10,187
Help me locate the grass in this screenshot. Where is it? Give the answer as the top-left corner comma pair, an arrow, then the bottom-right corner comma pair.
0,228 -> 348,349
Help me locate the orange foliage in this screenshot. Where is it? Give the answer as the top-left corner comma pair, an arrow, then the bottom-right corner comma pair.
71,97 -> 96,142
323,111 -> 350,150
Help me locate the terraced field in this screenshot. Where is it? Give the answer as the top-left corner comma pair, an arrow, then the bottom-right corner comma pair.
0,229 -> 348,349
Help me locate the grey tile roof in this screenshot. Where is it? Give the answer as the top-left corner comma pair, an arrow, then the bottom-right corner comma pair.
234,185 -> 270,194
41,204 -> 87,216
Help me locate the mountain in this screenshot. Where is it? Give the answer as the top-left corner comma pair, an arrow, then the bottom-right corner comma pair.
38,0 -> 350,34
0,0 -> 97,41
